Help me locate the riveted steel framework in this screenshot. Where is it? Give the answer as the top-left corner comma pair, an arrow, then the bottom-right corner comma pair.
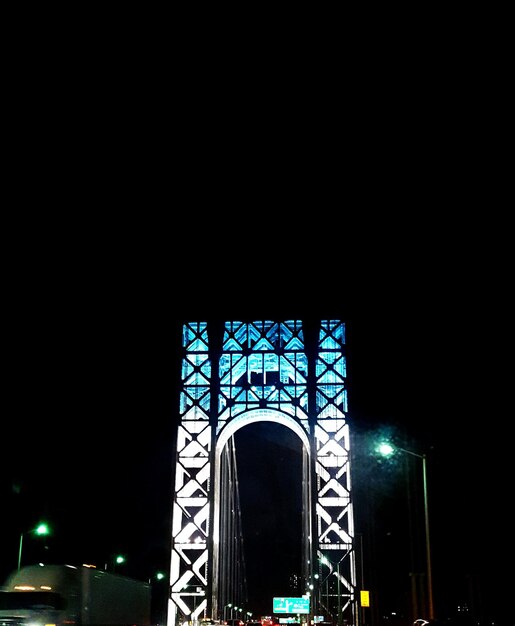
167,320 -> 357,626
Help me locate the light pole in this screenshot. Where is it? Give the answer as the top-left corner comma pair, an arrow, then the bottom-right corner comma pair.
377,442 -> 434,620
18,522 -> 51,571
357,533 -> 365,626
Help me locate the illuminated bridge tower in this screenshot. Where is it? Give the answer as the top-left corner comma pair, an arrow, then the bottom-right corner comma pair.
168,320 -> 357,626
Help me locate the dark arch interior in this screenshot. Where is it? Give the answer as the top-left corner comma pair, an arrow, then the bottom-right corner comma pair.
232,421 -> 304,618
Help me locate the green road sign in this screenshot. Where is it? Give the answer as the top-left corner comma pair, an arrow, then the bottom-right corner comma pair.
273,597 -> 310,614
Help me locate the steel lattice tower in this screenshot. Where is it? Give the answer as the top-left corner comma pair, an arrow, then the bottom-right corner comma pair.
167,320 -> 357,626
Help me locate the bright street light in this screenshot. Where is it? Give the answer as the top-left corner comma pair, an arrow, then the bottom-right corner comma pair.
148,571 -> 166,584
18,521 -> 51,570
377,441 -> 434,620
224,603 -> 232,622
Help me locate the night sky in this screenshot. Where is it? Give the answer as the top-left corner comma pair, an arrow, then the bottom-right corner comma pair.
2,242 -> 511,626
